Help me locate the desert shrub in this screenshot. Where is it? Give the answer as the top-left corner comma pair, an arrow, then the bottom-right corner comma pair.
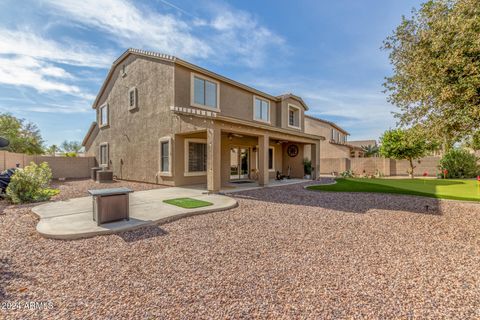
340,170 -> 354,178
64,152 -> 77,157
6,162 -> 59,204
439,149 -> 479,178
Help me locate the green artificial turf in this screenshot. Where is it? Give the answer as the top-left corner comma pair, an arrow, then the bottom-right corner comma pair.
163,197 -> 213,209
307,178 -> 480,202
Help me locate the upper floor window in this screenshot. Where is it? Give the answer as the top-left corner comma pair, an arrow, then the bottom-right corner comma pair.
99,103 -> 108,127
254,96 -> 270,123
192,74 -> 218,109
288,104 -> 300,129
128,87 -> 137,110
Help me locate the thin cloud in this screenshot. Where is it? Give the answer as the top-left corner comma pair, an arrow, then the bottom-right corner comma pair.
43,0 -> 286,67
0,28 -> 113,68
0,56 -> 81,94
206,4 -> 286,67
0,27 -> 110,100
305,90 -> 395,140
248,76 -> 394,140
43,0 -> 212,60
0,101 -> 91,114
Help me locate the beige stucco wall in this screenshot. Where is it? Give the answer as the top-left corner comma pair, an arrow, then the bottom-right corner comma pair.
83,125 -> 99,151
304,139 -> 350,160
86,55 -> 176,184
85,54 -> 321,187
174,64 -> 279,129
304,116 -> 350,159
279,97 -> 305,132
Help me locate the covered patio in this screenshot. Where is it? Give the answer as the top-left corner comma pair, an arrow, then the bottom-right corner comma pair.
175,118 -> 323,193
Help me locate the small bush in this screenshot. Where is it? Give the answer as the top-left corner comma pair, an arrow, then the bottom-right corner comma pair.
6,162 -> 59,204
439,149 -> 479,178
340,170 -> 354,178
64,152 -> 77,157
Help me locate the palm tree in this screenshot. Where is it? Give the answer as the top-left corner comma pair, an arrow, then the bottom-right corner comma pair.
361,144 -> 379,157
61,140 -> 83,156
45,144 -> 58,156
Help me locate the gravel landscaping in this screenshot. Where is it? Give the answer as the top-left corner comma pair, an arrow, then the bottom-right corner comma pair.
1,179 -> 480,319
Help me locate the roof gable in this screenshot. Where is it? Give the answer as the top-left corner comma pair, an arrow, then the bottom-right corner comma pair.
305,115 -> 349,135
277,93 -> 309,110
92,49 -> 176,109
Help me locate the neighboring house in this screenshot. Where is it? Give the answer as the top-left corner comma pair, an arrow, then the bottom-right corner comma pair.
83,49 -> 324,192
348,140 -> 378,158
303,116 -> 366,159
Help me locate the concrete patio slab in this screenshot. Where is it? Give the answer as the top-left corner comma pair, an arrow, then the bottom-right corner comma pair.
32,187 -> 237,240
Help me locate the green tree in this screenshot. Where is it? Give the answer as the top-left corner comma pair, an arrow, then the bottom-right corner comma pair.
379,128 -> 429,178
439,148 -> 479,178
0,113 -> 44,154
44,144 -> 59,156
383,0 -> 480,150
60,140 -> 83,156
463,131 -> 480,151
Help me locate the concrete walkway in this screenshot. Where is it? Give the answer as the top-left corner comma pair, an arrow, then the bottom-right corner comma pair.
221,178 -> 308,193
32,187 -> 237,240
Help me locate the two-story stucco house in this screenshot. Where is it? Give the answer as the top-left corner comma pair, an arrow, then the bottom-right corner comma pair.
303,116 -> 368,159
83,49 -> 327,192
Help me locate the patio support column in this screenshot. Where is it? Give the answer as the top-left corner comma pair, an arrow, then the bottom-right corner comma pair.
207,126 -> 221,193
258,134 -> 269,186
311,140 -> 321,179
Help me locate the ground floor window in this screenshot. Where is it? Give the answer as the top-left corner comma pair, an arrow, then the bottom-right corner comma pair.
185,139 -> 207,175
161,142 -> 169,172
99,143 -> 108,167
159,137 -> 172,176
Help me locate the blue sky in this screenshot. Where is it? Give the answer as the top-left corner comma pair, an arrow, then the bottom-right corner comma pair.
0,0 -> 422,146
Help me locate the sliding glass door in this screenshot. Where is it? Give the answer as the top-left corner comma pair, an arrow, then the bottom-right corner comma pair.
230,147 -> 249,180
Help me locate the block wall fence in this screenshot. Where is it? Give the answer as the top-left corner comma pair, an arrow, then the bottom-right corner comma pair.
1,151 -> 443,180
320,156 -> 442,177
0,151 -> 96,179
